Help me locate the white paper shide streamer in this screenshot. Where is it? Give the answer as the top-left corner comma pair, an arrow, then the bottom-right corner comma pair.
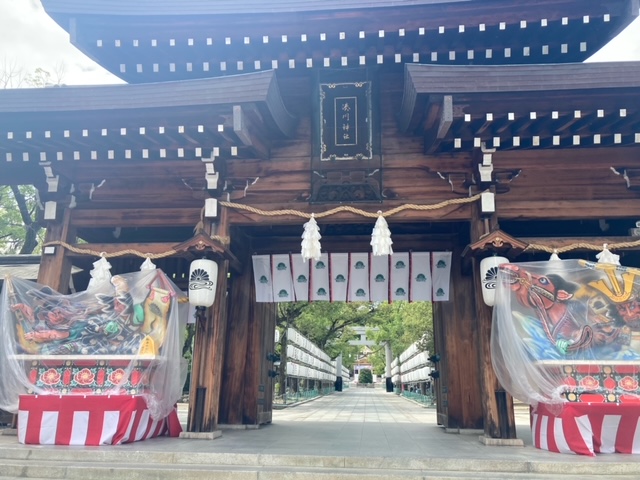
140,258 -> 157,270
301,213 -> 322,262
596,244 -> 620,266
370,211 -> 393,256
88,256 -> 112,289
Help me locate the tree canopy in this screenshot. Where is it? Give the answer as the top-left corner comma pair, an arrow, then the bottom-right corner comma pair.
0,185 -> 43,254
0,64 -> 66,254
358,368 -> 373,384
275,300 -> 433,379
367,302 -> 433,375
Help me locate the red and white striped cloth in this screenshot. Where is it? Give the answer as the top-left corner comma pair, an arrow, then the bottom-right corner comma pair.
532,402 -> 640,456
18,395 -> 181,446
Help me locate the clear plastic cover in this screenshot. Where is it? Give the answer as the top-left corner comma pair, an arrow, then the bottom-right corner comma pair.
492,259 -> 640,407
0,269 -> 188,420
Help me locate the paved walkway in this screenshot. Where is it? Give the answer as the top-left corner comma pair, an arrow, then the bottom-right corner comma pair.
2,386 -> 640,469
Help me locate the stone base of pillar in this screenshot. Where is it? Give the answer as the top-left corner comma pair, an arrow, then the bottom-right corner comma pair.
478,434 -> 524,447
385,377 -> 394,393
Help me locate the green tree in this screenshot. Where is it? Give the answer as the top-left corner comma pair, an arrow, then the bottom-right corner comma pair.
368,302 -> 434,375
0,185 -> 44,254
358,368 -> 373,384
274,302 -> 373,393
294,302 -> 371,352
0,63 -> 66,254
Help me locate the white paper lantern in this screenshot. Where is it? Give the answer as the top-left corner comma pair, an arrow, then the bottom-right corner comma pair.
189,259 -> 218,307
480,256 -> 509,306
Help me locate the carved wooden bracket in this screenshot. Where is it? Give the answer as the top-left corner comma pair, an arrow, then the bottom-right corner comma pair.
462,229 -> 528,259
173,233 -> 241,272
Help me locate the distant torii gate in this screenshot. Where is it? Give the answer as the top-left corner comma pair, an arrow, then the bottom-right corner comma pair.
349,327 -> 394,392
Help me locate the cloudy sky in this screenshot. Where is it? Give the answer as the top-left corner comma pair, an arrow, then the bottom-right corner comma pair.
0,0 -> 639,86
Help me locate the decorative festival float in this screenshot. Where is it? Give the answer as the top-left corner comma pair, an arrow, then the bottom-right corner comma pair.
492,248 -> 640,455
0,258 -> 188,445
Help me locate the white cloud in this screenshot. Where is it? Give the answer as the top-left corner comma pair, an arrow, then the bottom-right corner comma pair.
589,17 -> 640,62
0,0 -> 123,85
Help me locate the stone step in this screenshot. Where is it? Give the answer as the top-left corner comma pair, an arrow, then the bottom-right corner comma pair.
2,458 -> 640,480
2,447 -> 640,480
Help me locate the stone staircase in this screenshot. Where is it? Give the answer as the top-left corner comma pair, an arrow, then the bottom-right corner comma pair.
2,441 -> 640,480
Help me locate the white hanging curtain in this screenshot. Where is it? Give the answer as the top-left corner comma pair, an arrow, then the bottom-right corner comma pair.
330,253 -> 349,302
369,254 -> 389,302
431,251 -> 453,301
410,252 -> 432,302
390,252 -> 410,302
290,254 -> 310,302
348,253 -> 370,302
252,255 -> 273,303
271,254 -> 294,303
310,253 -> 330,301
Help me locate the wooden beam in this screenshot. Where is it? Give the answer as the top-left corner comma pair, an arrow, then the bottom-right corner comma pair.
225,201 -> 473,225
38,208 -> 75,293
64,242 -> 185,258
250,234 -> 457,254
233,105 -> 270,159
473,112 -> 494,136
425,95 -> 453,155
553,112 -> 591,133
498,200 -> 640,220
71,208 -> 201,227
519,236 -> 640,251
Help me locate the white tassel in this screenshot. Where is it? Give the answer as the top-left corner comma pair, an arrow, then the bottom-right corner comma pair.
370,211 -> 393,256
301,213 -> 322,262
596,243 -> 620,266
88,255 -> 112,289
549,250 -> 561,262
140,258 -> 157,270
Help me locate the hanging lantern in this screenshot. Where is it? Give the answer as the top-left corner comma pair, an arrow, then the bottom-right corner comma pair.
480,256 -> 509,306
189,259 -> 218,307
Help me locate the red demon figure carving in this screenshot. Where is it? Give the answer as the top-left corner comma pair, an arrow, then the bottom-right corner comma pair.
500,264 -> 630,355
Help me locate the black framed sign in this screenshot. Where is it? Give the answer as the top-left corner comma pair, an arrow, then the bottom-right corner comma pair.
320,82 -> 372,161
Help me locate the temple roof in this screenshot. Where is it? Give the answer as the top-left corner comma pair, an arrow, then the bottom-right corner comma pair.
399,62 -> 640,153
42,0 -> 637,83
2,61 -> 640,184
0,70 -> 294,171
43,0 -> 464,15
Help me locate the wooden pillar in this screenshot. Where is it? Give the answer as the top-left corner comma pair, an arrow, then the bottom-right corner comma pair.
219,248 -> 276,425
432,244 -> 483,430
243,301 -> 276,425
187,208 -> 230,432
470,202 -> 516,439
218,254 -> 252,424
37,208 -> 75,293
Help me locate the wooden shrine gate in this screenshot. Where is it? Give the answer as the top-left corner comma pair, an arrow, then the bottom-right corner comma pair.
2,0 -> 639,443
